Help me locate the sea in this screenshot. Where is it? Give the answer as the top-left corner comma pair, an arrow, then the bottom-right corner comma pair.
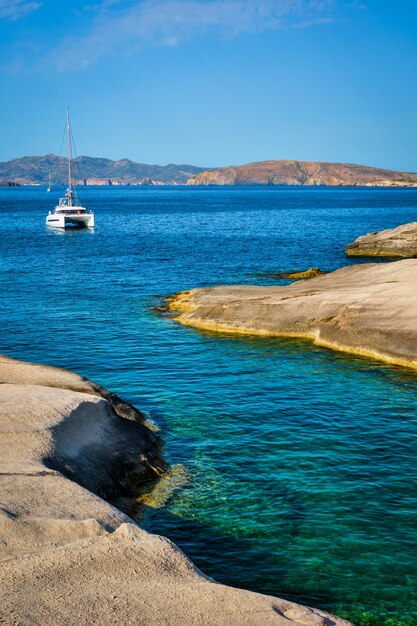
1,185 -> 416,626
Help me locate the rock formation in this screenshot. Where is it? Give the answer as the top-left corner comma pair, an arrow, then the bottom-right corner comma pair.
187,160 -> 417,187
0,354 -> 353,626
77,178 -> 122,186
345,221 -> 417,258
168,259 -> 417,370
274,268 -> 325,280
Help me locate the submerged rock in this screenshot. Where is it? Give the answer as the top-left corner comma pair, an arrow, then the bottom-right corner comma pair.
0,354 -> 353,626
345,221 -> 417,257
168,259 -> 417,370
274,268 -> 326,280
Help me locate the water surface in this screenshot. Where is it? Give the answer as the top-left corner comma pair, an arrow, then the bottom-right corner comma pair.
1,186 -> 416,626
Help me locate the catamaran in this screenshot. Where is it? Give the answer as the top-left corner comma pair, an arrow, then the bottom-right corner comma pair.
46,108 -> 94,229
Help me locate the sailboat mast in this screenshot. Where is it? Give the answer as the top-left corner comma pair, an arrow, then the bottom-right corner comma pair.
66,107 -> 72,201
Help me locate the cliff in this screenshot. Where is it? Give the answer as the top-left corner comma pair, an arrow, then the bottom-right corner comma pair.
0,154 -> 207,186
76,176 -> 157,186
0,354 -> 353,626
187,160 -> 417,187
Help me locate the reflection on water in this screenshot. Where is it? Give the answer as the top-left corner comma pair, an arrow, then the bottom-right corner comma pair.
46,226 -> 95,236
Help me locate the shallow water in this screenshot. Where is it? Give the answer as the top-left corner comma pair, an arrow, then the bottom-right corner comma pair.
1,186 -> 416,626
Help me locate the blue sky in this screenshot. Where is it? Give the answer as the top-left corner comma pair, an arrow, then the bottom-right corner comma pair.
1,0 -> 417,169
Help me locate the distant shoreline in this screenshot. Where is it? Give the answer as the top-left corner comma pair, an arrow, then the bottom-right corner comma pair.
5,182 -> 417,189
2,156 -> 417,187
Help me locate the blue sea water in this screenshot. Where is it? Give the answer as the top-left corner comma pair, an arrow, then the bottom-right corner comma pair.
1,185 -> 417,626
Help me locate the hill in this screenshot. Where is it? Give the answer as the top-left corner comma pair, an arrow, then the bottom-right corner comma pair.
187,160 -> 417,187
0,154 -> 207,185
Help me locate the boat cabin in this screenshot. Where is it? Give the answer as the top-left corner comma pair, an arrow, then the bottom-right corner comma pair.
55,191 -> 87,214
55,206 -> 87,215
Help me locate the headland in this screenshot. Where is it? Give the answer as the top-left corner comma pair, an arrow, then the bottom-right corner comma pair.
187,160 -> 417,187
167,259 -> 417,371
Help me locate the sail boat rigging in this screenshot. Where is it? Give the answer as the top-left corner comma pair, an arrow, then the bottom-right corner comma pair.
46,108 -> 94,229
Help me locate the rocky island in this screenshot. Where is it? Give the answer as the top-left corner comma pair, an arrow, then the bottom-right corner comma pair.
0,354 -> 353,626
345,221 -> 417,258
168,259 -> 417,370
0,154 -> 207,186
187,160 -> 417,187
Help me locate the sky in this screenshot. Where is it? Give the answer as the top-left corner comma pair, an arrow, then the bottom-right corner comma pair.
1,0 -> 417,170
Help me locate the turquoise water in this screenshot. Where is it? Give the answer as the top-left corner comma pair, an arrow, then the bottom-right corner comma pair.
1,186 -> 417,625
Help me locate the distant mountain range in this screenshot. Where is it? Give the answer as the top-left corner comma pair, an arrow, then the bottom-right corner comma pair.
0,154 -> 207,186
2,156 -> 417,188
188,160 -> 417,187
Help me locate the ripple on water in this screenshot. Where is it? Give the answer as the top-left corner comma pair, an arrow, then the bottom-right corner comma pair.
1,186 -> 417,626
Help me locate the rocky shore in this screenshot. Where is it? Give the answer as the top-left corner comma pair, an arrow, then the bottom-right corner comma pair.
345,221 -> 417,258
0,354 -> 353,626
168,259 -> 417,370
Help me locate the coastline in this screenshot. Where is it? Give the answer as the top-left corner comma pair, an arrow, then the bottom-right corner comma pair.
167,260 -> 417,372
0,354 -> 353,626
345,221 -> 417,258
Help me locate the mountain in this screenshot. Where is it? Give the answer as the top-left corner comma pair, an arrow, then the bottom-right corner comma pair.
187,160 -> 417,187
0,154 -> 207,185
4,156 -> 417,187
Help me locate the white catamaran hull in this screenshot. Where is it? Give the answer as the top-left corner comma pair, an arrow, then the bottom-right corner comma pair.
46,210 -> 94,229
